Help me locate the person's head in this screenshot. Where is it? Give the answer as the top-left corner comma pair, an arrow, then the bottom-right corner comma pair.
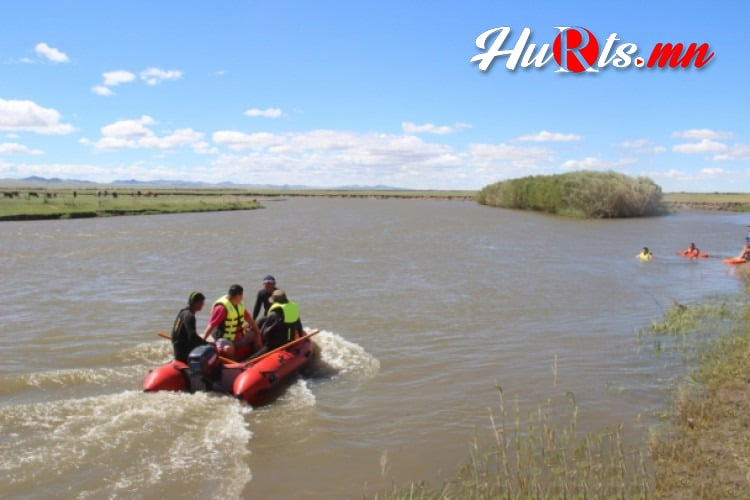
269,289 -> 288,304
689,242 -> 696,248
643,247 -> 649,253
227,284 -> 244,305
188,291 -> 205,311
262,274 -> 276,293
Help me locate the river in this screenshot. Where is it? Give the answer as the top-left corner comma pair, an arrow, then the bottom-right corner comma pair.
0,198 -> 747,499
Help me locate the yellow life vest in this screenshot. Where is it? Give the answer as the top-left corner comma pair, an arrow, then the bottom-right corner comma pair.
268,301 -> 300,341
214,296 -> 245,341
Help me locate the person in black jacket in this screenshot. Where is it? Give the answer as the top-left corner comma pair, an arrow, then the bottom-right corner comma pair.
252,289 -> 304,358
171,291 -> 208,362
252,274 -> 277,321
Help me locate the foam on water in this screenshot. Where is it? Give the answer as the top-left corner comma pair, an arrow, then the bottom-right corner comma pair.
0,390 -> 253,498
308,329 -> 380,379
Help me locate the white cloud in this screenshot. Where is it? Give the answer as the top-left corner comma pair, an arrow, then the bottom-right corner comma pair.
34,42 -> 69,63
469,142 -> 553,168
401,122 -> 471,135
244,108 -> 283,118
561,156 -> 608,170
515,130 -> 581,142
672,139 -> 728,154
207,129 -> 466,188
140,128 -> 204,150
0,142 -> 43,154
91,85 -> 114,96
560,156 -> 635,171
712,144 -> 750,161
213,130 -> 286,151
140,67 -> 183,85
102,70 -> 136,86
82,115 -> 204,151
0,98 -> 74,135
616,139 -> 666,154
101,115 -> 156,139
700,167 -> 725,176
672,128 -> 733,140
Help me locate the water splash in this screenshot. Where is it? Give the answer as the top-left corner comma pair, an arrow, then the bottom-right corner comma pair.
306,329 -> 380,379
0,391 -> 253,498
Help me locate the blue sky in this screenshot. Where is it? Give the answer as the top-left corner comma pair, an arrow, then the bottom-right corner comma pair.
0,1 -> 747,191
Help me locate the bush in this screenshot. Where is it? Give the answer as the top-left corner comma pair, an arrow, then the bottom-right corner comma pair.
477,171 -> 668,218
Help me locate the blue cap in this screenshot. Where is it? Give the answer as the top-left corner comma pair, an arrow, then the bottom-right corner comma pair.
263,275 -> 276,284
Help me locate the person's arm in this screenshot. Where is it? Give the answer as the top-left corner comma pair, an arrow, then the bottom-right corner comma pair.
252,291 -> 263,320
244,309 -> 260,336
202,305 -> 226,340
237,309 -> 261,348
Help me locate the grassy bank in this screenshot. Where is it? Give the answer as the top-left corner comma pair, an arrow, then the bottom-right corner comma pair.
662,192 -> 750,212
2,184 -> 749,221
0,186 -> 476,220
376,285 -> 750,499
0,188 -> 265,220
648,293 -> 750,498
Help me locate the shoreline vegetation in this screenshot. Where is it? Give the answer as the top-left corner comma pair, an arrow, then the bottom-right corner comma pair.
0,186 -> 476,221
1,183 -> 749,221
378,289 -> 750,499
478,170 -> 668,218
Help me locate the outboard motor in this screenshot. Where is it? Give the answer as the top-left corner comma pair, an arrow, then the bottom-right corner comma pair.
186,344 -> 221,392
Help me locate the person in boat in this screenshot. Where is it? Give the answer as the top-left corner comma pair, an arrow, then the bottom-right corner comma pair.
252,274 -> 277,321
252,289 -> 304,358
636,247 -> 653,261
202,284 -> 261,361
680,242 -> 700,258
171,291 -> 208,363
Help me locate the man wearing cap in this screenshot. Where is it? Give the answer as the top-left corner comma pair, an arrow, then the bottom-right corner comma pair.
171,291 -> 208,363
253,289 -> 305,358
253,274 -> 278,321
202,284 -> 261,361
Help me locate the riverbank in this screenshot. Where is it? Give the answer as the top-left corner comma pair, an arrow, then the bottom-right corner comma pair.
648,292 -> 750,498
2,186 -> 749,220
663,192 -> 750,212
0,187 -> 475,220
0,188 -> 264,220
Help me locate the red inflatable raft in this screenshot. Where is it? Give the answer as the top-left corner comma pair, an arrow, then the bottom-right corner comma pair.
144,330 -> 318,405
723,257 -> 747,265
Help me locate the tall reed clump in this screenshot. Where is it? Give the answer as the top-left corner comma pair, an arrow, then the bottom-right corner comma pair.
477,170 -> 667,218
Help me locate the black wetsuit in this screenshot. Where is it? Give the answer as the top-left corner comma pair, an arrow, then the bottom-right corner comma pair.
252,307 -> 303,357
171,306 -> 208,362
252,287 -> 275,320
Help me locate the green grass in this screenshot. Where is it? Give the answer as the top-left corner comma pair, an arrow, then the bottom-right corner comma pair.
477,170 -> 667,218
662,192 -> 750,212
0,186 -> 477,220
0,188 -> 263,220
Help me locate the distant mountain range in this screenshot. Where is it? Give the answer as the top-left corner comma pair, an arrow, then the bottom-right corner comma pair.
1,176 -> 408,191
